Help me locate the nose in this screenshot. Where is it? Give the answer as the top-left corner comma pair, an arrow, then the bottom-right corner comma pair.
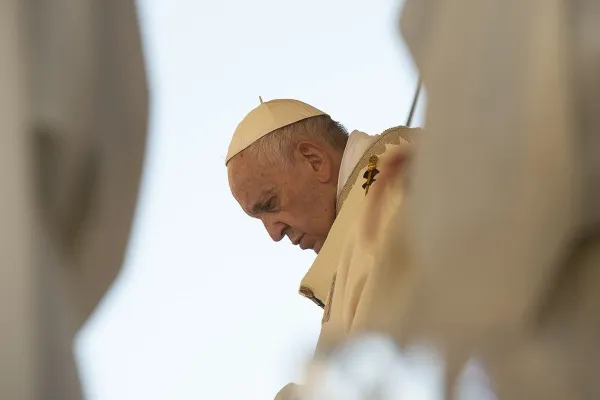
262,216 -> 287,242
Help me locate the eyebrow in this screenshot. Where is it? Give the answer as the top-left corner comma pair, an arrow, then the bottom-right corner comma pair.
250,188 -> 277,215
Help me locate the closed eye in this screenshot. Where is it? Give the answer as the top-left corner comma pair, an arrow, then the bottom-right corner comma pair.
250,188 -> 280,216
261,197 -> 279,213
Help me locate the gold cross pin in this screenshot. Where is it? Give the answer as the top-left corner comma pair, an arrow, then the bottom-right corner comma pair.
362,155 -> 379,195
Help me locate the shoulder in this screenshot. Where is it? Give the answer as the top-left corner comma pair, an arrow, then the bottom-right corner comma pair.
336,125 -> 418,213
380,125 -> 421,144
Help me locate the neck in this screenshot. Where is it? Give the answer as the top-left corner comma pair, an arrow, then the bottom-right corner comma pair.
330,150 -> 344,192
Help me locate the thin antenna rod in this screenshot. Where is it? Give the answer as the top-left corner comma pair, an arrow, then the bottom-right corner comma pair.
406,77 -> 422,127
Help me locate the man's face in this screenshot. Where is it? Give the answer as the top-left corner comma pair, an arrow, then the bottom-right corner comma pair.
227,142 -> 339,253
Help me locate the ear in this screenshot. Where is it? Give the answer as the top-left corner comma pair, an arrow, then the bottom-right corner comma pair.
297,141 -> 332,183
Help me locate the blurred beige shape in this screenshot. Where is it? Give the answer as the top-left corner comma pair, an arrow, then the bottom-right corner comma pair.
0,0 -> 148,399
275,383 -> 302,400
357,0 -> 600,398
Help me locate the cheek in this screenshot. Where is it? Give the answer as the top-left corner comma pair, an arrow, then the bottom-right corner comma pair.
278,194 -> 313,231
280,178 -> 334,235
303,193 -> 336,236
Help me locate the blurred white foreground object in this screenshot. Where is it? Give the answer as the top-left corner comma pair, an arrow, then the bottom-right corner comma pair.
301,335 -> 445,400
301,334 -> 497,400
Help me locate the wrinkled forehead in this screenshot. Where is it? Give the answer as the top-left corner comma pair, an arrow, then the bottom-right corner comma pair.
227,152 -> 258,191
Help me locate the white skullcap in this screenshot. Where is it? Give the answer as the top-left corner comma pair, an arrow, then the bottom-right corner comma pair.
225,97 -> 327,165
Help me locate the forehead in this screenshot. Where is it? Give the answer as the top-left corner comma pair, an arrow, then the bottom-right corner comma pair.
227,154 -> 282,213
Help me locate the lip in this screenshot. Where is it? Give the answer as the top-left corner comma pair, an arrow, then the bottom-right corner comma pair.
292,234 -> 305,246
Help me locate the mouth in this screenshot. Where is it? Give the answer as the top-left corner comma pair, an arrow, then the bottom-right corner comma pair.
291,234 -> 304,246
292,234 -> 318,251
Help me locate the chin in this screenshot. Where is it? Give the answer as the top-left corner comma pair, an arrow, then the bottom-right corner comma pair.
313,242 -> 323,254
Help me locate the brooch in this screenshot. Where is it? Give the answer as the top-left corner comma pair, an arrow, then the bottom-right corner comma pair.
362,155 -> 379,195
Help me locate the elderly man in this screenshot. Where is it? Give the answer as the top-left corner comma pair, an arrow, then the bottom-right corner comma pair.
226,98 -> 418,398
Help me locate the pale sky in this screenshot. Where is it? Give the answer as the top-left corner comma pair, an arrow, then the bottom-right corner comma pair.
75,0 -> 424,399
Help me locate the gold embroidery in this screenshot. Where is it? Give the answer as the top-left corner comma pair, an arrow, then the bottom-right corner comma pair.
336,126 -> 417,214
362,155 -> 379,195
299,285 -> 325,308
322,272 -> 337,324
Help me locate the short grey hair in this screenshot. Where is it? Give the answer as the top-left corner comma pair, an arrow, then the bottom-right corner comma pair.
245,115 -> 349,165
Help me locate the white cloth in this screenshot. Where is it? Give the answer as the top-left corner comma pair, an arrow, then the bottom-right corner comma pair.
337,131 -> 378,198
